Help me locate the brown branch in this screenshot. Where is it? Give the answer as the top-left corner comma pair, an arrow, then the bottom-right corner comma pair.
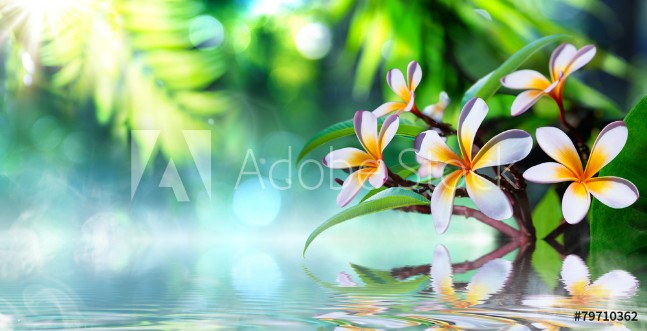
410,106 -> 456,136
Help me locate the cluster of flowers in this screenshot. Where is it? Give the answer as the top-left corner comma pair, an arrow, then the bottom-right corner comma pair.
323,44 -> 638,234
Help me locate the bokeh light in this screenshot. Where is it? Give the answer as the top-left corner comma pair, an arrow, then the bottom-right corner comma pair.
295,22 -> 332,60
232,177 -> 281,227
189,15 -> 225,50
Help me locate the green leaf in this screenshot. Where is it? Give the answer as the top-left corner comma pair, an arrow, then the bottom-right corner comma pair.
590,96 -> 647,272
461,34 -> 574,106
296,119 -> 425,165
359,187 -> 388,202
531,189 -> 563,289
302,265 -> 428,295
303,188 -> 429,256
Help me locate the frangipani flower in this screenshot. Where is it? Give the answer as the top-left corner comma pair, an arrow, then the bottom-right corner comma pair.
560,255 -> 638,304
523,122 -> 639,224
422,91 -> 450,122
501,43 -> 596,116
323,111 -> 399,207
415,98 -> 533,233
372,61 -> 421,117
416,92 -> 450,180
431,245 -> 512,308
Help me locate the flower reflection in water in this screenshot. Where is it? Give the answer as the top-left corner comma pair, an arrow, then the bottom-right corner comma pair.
312,245 -> 642,330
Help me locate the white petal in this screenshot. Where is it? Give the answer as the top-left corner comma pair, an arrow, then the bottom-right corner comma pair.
416,156 -> 446,179
561,255 -> 591,295
372,101 -> 406,117
431,244 -> 455,297
336,272 -> 358,287
407,60 -> 422,91
323,147 -> 372,169
422,91 -> 450,122
584,121 -> 628,178
585,176 -> 639,209
414,130 -> 463,167
386,68 -> 409,100
511,90 -> 545,116
536,127 -> 584,177
500,69 -> 551,90
465,171 -> 513,220
472,129 -> 533,169
368,159 -> 387,188
523,162 -> 578,183
590,270 -> 639,297
430,170 -> 464,234
337,169 -> 370,207
465,259 -> 512,304
378,114 -> 400,152
564,45 -> 596,77
354,110 -> 380,157
550,43 -> 577,81
458,98 -> 488,162
506,325 -> 531,331
562,182 -> 590,224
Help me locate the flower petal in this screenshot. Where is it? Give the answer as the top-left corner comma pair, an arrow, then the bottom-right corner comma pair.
536,127 -> 584,177
416,155 -> 446,179
562,182 -> 590,224
337,169 -> 371,207
386,68 -> 409,100
368,159 -> 387,188
414,130 -> 464,167
422,91 -> 450,122
523,162 -> 578,183
431,170 -> 464,234
472,129 -> 533,169
323,147 -> 373,169
584,121 -> 628,178
431,244 -> 456,300
372,101 -> 406,117
511,90 -> 545,116
458,98 -> 488,162
336,272 -> 358,287
564,45 -> 596,78
354,110 -> 379,158
465,259 -> 512,305
378,114 -> 400,152
585,176 -> 639,209
407,60 -> 422,91
589,270 -> 639,298
550,43 -> 577,81
465,171 -> 513,220
500,69 -> 551,90
561,255 -> 591,296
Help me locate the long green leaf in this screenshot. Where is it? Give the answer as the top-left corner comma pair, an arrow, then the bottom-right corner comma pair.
303,188 -> 429,256
296,119 -> 425,165
461,34 -> 574,106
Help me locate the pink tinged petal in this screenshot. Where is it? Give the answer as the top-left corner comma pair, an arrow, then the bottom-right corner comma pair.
562,182 -> 590,224
590,270 -> 639,297
585,176 -> 639,209
416,155 -> 446,179
472,129 -> 533,169
564,45 -> 596,78
523,162 -> 578,183
407,60 -> 422,91
414,130 -> 464,167
336,272 -> 358,287
322,147 -> 372,169
550,43 -> 577,81
561,255 -> 591,295
458,98 -> 488,162
511,90 -> 545,116
368,159 -> 387,188
378,114 -> 400,152
372,101 -> 406,117
431,170 -> 464,234
536,127 -> 584,177
386,68 -> 409,100
465,171 -> 513,220
584,121 -> 628,178
431,244 -> 455,297
465,259 -> 512,304
500,69 -> 551,90
354,110 -> 380,158
337,169 -> 371,207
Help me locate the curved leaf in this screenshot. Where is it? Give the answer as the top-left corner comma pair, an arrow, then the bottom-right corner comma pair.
296,119 -> 425,165
303,188 -> 429,256
461,34 -> 574,106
